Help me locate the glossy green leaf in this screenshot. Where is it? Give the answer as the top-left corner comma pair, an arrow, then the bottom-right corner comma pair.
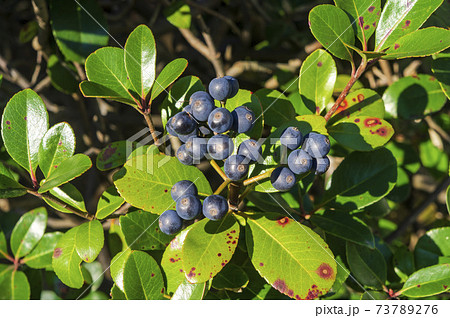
124,25 -> 156,99
39,154 -> 92,193
419,140 -> 449,177
52,227 -> 84,288
110,249 -> 131,292
246,213 -> 336,299
151,58 -> 188,101
212,264 -> 249,291
335,0 -> 381,45
120,210 -> 174,250
432,54 -> 450,99
320,148 -> 397,211
96,186 -> 125,219
172,279 -> 206,300
0,267 -> 30,300
414,227 -> 450,269
299,49 -> 336,112
96,141 -> 136,171
113,153 -> 212,214
288,91 -> 315,115
82,261 -> 104,291
328,116 -> 394,151
38,122 -> 75,177
393,244 -> 415,281
46,55 -> 79,94
385,141 -> 421,174
309,5 -> 355,61
0,230 -> 8,259
75,220 -> 104,263
10,207 -> 47,258
123,250 -> 165,300
328,89 -> 384,125
161,229 -> 190,294
386,167 -> 410,202
49,0 -> 108,62
111,284 -> 127,300
253,89 -> 296,127
333,74 -> 364,94
23,232 -> 63,270
1,89 -> 49,174
400,264 -> 450,298
182,214 -> 240,283
0,162 -> 26,199
375,0 -> 443,51
311,211 -> 374,248
81,47 -> 137,107
383,27 -> 450,59
346,242 -> 386,289
164,1 -> 191,29
44,183 -> 87,214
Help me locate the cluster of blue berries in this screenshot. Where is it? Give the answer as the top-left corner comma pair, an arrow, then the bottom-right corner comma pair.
165,76 -> 257,169
271,129 -> 330,191
159,180 -> 229,235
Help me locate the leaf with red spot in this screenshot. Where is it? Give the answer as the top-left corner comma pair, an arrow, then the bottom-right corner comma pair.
246,213 -> 336,300
399,264 -> 450,298
182,214 -> 240,284
328,116 -> 394,151
96,141 -> 137,171
75,219 -> 104,263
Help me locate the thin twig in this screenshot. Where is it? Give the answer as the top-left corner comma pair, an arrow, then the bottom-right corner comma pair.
196,15 -> 225,77
143,112 -> 161,146
243,168 -> 275,186
424,116 -> 450,145
214,179 -> 231,195
210,160 -> 227,180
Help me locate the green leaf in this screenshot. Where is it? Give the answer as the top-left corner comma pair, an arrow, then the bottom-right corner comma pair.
414,227 -> 450,269
333,74 -> 364,94
309,5 -> 355,61
400,264 -> 450,298
298,49 -> 337,112
310,211 -> 374,248
49,0 -> 108,63
0,230 -> 7,259
385,141 -> 421,174
120,210 -> 174,250
96,141 -> 136,171
19,21 -> 38,43
383,27 -> 450,59
10,207 -> 47,258
164,0 -> 191,29
212,264 -> 249,291
346,242 -> 387,289
0,162 -> 27,199
151,58 -> 188,101
124,25 -> 156,99
328,116 -> 394,151
182,214 -> 240,283
1,89 -> 49,174
95,186 -> 125,219
123,250 -> 165,300
52,227 -> 84,288
253,89 -> 296,127
43,183 -> 87,214
386,167 -> 410,203
161,229 -> 190,294
320,148 -> 397,211
81,291 -> 109,300
38,122 -> 75,178
82,261 -> 104,291
288,92 -> 315,115
39,154 -> 92,193
361,290 -> 388,300
419,140 -> 449,177
113,153 -> 212,214
335,0 -> 381,45
432,54 -> 450,99
81,47 -> 137,107
375,0 -> 443,51
246,213 -> 336,299
75,220 -> 104,263
172,279 -> 206,300
393,244 -> 415,281
111,284 -> 127,300
22,232 -> 63,270
46,55 -> 79,94
327,89 -> 385,125
0,267 -> 30,300
110,249 -> 131,292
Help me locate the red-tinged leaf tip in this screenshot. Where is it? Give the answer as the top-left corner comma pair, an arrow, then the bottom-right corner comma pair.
316,263 -> 334,280
53,248 -> 62,258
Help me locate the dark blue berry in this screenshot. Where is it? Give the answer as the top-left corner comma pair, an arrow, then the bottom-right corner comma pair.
237,139 -> 262,162
313,156 -> 330,175
189,91 -> 214,105
178,128 -> 198,143
207,134 -> 234,160
176,194 -> 202,220
224,155 -> 249,181
159,210 -> 183,235
271,167 -> 296,191
166,118 -> 178,137
185,136 -> 207,160
170,112 -> 197,135
208,108 -> 233,133
224,76 -> 239,98
209,77 -> 231,101
183,104 -> 192,114
191,92 -> 215,122
280,127 -> 303,150
171,180 -> 198,201
202,195 -> 229,221
177,144 -> 194,165
231,106 -> 255,133
288,149 -> 313,174
302,132 -> 330,158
